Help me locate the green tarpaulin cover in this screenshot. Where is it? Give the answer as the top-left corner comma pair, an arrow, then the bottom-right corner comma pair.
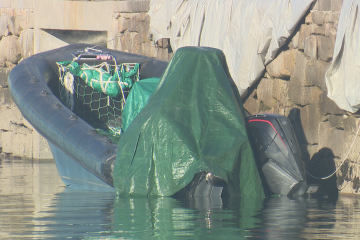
113,47 -> 264,197
122,77 -> 161,132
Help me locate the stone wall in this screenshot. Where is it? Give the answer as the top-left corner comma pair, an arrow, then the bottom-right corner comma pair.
243,0 -> 360,195
0,0 -> 171,159
0,8 -> 49,159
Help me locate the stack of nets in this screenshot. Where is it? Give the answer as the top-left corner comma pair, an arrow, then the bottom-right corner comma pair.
57,59 -> 140,139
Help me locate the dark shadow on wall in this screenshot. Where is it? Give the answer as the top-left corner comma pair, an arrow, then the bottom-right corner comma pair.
307,148 -> 339,200
288,108 -> 310,162
287,108 -> 338,200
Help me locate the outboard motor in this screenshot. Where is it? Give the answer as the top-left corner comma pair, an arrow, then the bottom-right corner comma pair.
246,114 -> 308,197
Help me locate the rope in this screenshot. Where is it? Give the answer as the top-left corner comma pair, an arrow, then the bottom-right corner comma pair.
306,120 -> 360,180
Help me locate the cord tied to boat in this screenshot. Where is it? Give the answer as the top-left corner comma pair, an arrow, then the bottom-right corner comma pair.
306,119 -> 360,180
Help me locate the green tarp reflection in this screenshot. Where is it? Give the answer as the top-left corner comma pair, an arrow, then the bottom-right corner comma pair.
114,47 -> 264,197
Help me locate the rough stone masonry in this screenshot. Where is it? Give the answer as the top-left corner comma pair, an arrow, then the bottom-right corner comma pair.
1,0 -> 360,195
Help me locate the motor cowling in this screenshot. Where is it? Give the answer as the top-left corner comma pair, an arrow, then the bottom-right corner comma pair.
246,114 -> 308,197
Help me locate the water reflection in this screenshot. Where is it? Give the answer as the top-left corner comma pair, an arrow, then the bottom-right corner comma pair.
0,159 -> 360,239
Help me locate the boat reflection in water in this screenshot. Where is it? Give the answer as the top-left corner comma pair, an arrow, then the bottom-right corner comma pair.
0,159 -> 359,239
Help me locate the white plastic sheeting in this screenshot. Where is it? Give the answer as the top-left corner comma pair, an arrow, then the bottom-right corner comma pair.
149,0 -> 315,96
325,0 -> 360,113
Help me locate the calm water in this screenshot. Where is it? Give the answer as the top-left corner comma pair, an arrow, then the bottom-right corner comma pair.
0,158 -> 360,239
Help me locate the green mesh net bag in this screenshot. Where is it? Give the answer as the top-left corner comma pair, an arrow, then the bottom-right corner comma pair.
56,60 -> 139,138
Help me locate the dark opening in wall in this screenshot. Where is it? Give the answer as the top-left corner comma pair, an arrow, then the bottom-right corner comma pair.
43,29 -> 107,46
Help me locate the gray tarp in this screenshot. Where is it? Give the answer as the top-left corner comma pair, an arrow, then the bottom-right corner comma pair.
149,0 -> 315,96
326,0 -> 360,113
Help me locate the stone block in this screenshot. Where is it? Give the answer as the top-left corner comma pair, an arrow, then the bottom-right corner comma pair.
1,131 -> 15,155
304,35 -> 317,60
243,97 -> 261,115
0,106 -> 24,131
32,130 -> 52,159
324,23 -> 336,39
327,13 -> 340,27
0,11 -> 19,37
325,12 -> 340,26
0,88 -> 13,105
10,121 -> 32,135
305,59 -> 330,91
12,14 -> 22,36
313,25 -> 326,36
0,68 -> 10,87
272,78 -> 292,107
131,33 -> 143,55
300,102 -> 321,144
266,49 -> 296,79
156,47 -> 171,61
307,144 -> 319,161
0,35 -> 21,66
305,11 -> 325,25
21,117 -> 34,131
316,35 -> 335,62
291,31 -> 300,49
0,130 -> 34,158
317,121 -> 350,159
156,38 -> 170,49
118,13 -> 148,32
331,0 -> 344,12
307,11 -> 340,27
0,13 -> 11,38
289,80 -> 322,106
316,0 -> 333,11
8,0 -> 35,10
19,29 -> 34,59
343,116 -> 360,134
15,10 -> 31,31
113,0 -> 150,13
292,51 -> 312,87
328,114 -> 345,129
256,77 -> 275,107
35,0 -> 113,32
319,92 -> 347,116
141,41 -> 156,58
26,11 -> 34,29
1,0 -> 11,8
12,132 -> 34,158
298,24 -> 317,50
120,31 -> 138,53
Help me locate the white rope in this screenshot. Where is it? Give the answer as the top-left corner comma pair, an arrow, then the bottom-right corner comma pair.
306,119 -> 360,180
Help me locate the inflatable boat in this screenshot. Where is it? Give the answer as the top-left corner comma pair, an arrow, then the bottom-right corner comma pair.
8,44 -> 167,191
8,44 -> 310,197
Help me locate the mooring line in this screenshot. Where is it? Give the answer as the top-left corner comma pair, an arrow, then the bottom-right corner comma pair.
306,119 -> 360,180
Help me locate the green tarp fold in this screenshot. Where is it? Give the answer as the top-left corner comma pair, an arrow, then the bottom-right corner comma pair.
122,77 -> 161,132
114,47 -> 264,198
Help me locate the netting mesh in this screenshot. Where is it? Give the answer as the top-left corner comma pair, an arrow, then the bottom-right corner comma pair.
57,60 -> 139,139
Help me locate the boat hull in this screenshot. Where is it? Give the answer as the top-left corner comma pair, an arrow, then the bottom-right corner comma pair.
8,44 -> 168,190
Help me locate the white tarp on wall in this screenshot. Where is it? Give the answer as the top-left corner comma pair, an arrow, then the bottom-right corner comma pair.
325,0 -> 360,113
149,0 -> 315,96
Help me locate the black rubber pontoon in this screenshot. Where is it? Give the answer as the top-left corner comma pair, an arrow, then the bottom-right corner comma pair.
8,44 -> 168,191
